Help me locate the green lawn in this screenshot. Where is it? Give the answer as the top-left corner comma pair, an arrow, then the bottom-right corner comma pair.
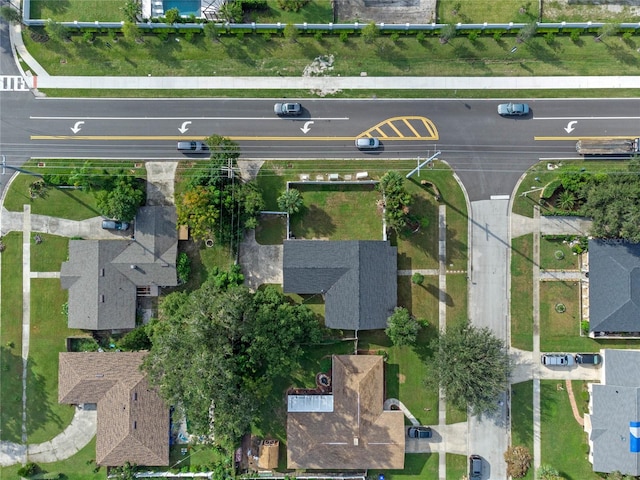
23,26 -> 640,77
397,275 -> 439,325
30,0 -> 124,21
510,381 -> 534,480
26,279 -> 78,444
359,328 -> 440,427
511,234 -> 533,350
249,0 -> 332,23
0,437 -> 105,480
539,280 -> 583,352
446,273 -> 468,329
291,183 -> 382,240
539,236 -> 581,271
369,453 -> 439,480
446,453 -> 468,480
540,380 -> 598,480
0,232 -> 24,443
438,0 -> 538,24
31,234 -> 69,272
255,214 -> 287,245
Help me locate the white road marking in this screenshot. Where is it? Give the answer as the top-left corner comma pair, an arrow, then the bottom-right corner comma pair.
30,116 -> 349,121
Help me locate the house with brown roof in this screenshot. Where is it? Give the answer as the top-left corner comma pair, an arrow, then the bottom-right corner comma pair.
58,352 -> 169,466
287,355 -> 405,470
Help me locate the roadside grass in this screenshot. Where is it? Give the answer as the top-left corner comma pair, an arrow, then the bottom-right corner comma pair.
369,453 -> 439,480
23,28 -> 640,77
446,453 -> 468,480
37,88 -> 640,99
26,279 -> 80,444
511,234 -> 533,350
0,437 -> 104,480
252,340 -> 355,471
30,0 -> 123,21
539,236 -> 580,271
359,327 -> 440,427
255,214 -> 287,245
290,183 -> 382,240
437,0 -> 537,24
540,380 -> 598,480
30,234 -> 69,272
510,381 -> 534,480
446,273 -> 468,329
0,232 -> 23,443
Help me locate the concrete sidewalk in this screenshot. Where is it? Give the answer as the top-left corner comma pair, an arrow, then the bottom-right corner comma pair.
9,24 -> 640,91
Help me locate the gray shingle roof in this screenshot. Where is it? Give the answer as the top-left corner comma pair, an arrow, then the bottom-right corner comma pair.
283,240 -> 397,331
589,240 -> 640,333
60,206 -> 178,331
589,349 -> 640,475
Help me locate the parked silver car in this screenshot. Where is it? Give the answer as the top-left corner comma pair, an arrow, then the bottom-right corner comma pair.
541,353 -> 575,366
274,102 -> 302,116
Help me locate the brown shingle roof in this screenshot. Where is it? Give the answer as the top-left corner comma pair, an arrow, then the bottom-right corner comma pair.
58,352 -> 169,467
287,355 -> 405,470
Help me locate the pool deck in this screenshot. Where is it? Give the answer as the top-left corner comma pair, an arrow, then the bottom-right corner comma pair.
143,0 -> 225,19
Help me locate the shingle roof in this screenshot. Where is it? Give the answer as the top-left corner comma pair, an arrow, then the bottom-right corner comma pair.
60,206 -> 178,331
59,352 -> 169,467
287,355 -> 405,470
589,349 -> 640,475
282,241 -> 397,330
589,240 -> 640,333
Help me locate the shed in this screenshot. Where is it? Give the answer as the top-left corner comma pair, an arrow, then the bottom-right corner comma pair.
258,440 -> 279,470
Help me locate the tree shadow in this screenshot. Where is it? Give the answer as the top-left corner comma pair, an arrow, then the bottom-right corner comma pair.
424,282 -> 453,307
291,204 -> 336,239
26,356 -> 68,440
606,42 -> 640,66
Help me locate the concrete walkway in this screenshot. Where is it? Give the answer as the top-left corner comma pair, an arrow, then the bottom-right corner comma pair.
9,23 -> 640,91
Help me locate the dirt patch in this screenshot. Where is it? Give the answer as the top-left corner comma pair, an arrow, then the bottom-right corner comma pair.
335,0 -> 436,23
398,373 -> 406,384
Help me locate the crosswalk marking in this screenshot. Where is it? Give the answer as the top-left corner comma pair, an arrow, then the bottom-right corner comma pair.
0,76 -> 30,91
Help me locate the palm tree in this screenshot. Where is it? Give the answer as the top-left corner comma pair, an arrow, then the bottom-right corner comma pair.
278,189 -> 303,214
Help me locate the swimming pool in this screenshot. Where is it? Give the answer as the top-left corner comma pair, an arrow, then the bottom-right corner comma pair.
163,0 -> 200,16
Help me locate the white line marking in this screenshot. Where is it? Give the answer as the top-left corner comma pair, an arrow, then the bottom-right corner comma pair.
534,116 -> 640,120
29,116 -> 350,121
490,195 -> 510,200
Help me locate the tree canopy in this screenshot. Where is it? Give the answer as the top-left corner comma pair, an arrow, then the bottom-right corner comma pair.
378,171 -> 411,235
385,307 -> 422,347
143,270 -> 324,444
431,323 -> 511,415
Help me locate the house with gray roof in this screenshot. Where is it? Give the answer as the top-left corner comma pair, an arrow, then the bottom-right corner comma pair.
585,349 -> 640,475
61,206 -> 178,331
59,352 -> 169,466
589,239 -> 640,336
282,240 -> 397,331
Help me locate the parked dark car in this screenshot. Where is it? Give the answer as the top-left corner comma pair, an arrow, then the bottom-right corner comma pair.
407,426 -> 432,438
469,455 -> 482,480
102,220 -> 129,231
575,353 -> 602,365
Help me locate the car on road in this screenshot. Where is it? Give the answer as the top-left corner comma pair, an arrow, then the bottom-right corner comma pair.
355,137 -> 380,150
575,353 -> 602,365
274,102 -> 302,116
469,455 -> 482,480
177,141 -> 208,153
102,220 -> 129,231
407,426 -> 432,438
497,102 -> 530,116
541,353 -> 575,366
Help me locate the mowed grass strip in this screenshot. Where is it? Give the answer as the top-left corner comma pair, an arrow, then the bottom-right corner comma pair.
26,279 -> 78,444
539,236 -> 580,271
369,453 -> 439,480
30,0 -> 123,21
23,28 -> 640,77
30,234 -> 69,272
446,453 -> 468,480
539,280 -> 585,352
540,380 -> 598,480
511,234 -> 533,350
510,380 -> 534,480
0,232 -> 24,443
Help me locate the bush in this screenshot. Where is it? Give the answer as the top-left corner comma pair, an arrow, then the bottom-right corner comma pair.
177,252 -> 191,284
411,272 -> 425,285
468,30 -> 478,43
314,30 -> 322,41
570,29 -> 580,43
339,31 -> 348,43
416,31 -> 425,43
390,32 -> 400,43
544,31 -> 554,44
504,445 -> 532,478
581,320 -> 590,335
541,178 -> 562,200
117,326 -> 152,351
493,31 -> 502,41
17,462 -> 40,477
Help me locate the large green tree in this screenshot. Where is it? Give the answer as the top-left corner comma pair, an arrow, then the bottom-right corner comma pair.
143,275 -> 323,443
95,177 -> 145,222
379,170 -> 412,235
385,307 -> 422,347
431,323 -> 511,415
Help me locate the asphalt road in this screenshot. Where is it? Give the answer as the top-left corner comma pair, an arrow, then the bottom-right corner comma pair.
1,96 -> 640,200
